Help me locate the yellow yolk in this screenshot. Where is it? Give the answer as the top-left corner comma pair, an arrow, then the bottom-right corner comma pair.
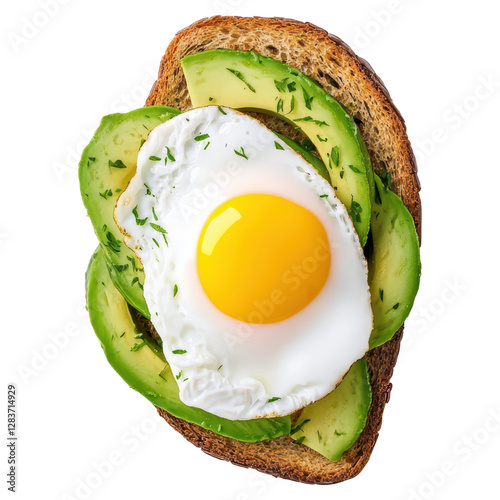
197,194 -> 331,324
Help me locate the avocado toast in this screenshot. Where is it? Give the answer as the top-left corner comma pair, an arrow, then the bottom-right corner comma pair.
80,16 -> 421,484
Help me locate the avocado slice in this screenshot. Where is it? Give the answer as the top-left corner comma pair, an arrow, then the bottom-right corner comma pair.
181,49 -> 373,245
290,358 -> 371,461
79,106 -> 180,318
368,174 -> 421,349
85,247 -> 291,442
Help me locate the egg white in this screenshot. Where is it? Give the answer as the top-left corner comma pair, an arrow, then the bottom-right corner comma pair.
115,106 -> 372,420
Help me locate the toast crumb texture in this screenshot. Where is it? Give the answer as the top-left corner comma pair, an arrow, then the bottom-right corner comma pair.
147,16 -> 421,484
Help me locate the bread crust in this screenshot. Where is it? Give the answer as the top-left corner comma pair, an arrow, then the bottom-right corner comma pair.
147,15 -> 421,484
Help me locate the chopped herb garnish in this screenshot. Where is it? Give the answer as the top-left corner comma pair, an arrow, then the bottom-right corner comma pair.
300,138 -> 314,151
204,141 -> 210,150
109,159 -> 127,169
319,194 -> 328,198
104,230 -> 121,253
99,188 -> 113,200
234,146 -> 249,160
195,133 -> 210,142
392,303 -> 400,310
292,436 -> 305,445
274,77 -> 296,93
113,263 -> 129,272
149,155 -> 161,162
165,146 -> 176,162
274,141 -> 285,150
131,341 -> 146,352
132,205 -> 148,226
291,419 -> 311,435
294,116 -> 329,126
115,188 -> 122,193
173,284 -> 178,297
334,430 -> 344,437
316,134 -> 328,142
330,146 -> 340,167
176,370 -> 182,380
381,169 -> 392,191
379,289 -> 384,301
289,95 -> 295,113
119,332 -> 125,338
208,97 -> 213,101
226,68 -> 256,92
87,157 -> 96,166
152,238 -> 159,247
127,255 -> 140,272
266,397 -> 281,404
340,169 -> 345,179
317,430 -> 322,442
349,164 -> 362,173
150,223 -> 168,244
217,365 -> 223,371
218,106 -> 227,115
144,183 -> 152,195
277,98 -> 284,113
349,197 -> 362,223
172,349 -> 187,355
131,277 -> 143,290
152,206 -> 158,221
302,86 -> 314,110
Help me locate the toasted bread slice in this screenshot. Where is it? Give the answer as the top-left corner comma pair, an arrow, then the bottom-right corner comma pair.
146,15 -> 421,484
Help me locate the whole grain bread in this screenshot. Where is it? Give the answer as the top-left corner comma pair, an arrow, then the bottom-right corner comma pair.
146,15 -> 421,484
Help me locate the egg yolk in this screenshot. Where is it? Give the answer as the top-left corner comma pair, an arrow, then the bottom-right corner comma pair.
197,194 -> 331,324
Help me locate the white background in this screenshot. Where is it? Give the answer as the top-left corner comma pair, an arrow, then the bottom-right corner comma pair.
2,0 -> 500,499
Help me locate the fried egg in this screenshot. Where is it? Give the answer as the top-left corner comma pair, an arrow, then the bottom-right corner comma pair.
115,106 -> 372,420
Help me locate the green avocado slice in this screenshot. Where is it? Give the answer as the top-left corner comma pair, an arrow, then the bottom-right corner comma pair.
181,49 -> 373,246
368,174 -> 421,349
85,247 -> 291,442
290,358 -> 371,461
79,106 -> 180,318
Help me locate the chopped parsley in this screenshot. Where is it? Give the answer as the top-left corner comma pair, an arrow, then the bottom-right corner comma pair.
277,98 -> 284,113
302,86 -> 314,110
152,206 -> 158,221
172,349 -> 187,355
340,169 -> 345,179
204,141 -> 210,150
330,146 -> 340,167
316,134 -> 328,142
150,223 -> 168,245
208,97 -> 213,102
149,155 -> 161,162
274,141 -> 285,150
319,194 -> 328,198
87,157 -> 96,167
234,147 -> 249,160
379,289 -> 384,302
226,68 -> 256,92
217,365 -> 223,371
317,430 -> 322,442
152,238 -> 159,247
289,95 -> 295,113
126,255 -> 141,272
131,341 -> 146,352
392,303 -> 400,310
266,397 -> 281,404
291,419 -> 310,435
173,284 -> 178,297
218,106 -> 227,115
165,146 -> 176,162
144,183 -> 152,195
274,77 -> 296,93
132,205 -> 148,226
113,263 -> 129,273
334,430 -> 344,437
99,188 -> 113,200
349,198 -> 362,223
109,159 -> 127,169
294,116 -> 329,126
176,370 -> 182,380
349,164 -> 362,173
195,133 -> 210,142
103,226 -> 121,253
